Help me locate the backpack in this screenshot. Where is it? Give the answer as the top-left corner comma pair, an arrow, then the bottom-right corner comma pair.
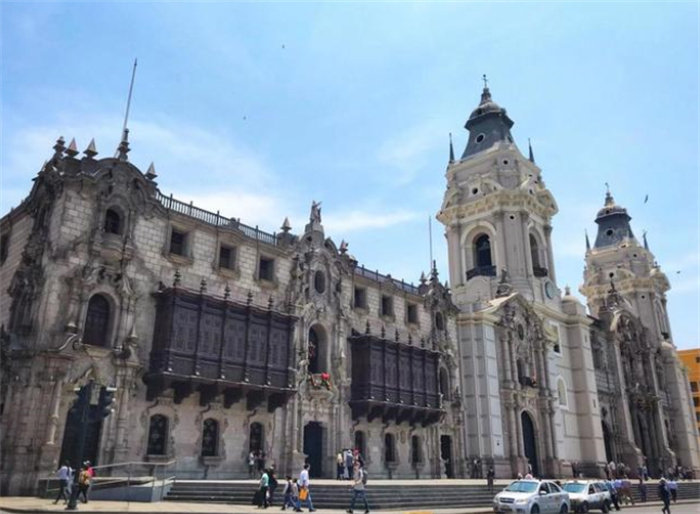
361,469 -> 368,485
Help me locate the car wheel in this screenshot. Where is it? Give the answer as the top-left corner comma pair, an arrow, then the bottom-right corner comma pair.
601,501 -> 610,514
531,505 -> 540,514
560,503 -> 569,514
580,502 -> 589,514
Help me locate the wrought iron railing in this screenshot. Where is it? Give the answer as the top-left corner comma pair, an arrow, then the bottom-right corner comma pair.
466,265 -> 497,280
156,192 -> 279,246
354,265 -> 420,295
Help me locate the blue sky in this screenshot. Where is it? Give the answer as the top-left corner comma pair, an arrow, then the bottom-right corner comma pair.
2,1 -> 698,349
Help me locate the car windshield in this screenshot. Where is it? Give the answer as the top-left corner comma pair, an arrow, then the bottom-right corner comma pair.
505,481 -> 539,493
563,484 -> 586,493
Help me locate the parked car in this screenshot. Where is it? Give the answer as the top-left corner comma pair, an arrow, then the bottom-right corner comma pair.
562,481 -> 612,513
493,480 -> 571,514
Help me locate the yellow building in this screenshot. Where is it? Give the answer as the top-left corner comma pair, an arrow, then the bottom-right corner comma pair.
678,348 -> 700,442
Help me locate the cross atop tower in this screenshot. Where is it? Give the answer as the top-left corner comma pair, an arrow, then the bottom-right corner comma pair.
482,74 -> 488,89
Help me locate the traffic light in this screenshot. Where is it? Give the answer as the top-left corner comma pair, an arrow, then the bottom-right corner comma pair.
97,386 -> 117,418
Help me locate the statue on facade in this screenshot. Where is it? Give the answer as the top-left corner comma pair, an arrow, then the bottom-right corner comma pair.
310,201 -> 322,223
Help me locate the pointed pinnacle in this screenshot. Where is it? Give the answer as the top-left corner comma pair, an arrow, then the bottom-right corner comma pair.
66,138 -> 79,157
84,138 -> 98,158
281,216 -> 292,232
528,138 -> 535,164
449,133 -> 455,163
145,162 -> 157,180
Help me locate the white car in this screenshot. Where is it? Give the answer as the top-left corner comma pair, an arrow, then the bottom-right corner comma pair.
494,480 -> 571,514
562,481 -> 611,513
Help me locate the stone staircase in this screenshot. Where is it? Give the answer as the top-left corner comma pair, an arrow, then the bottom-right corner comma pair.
164,481 -> 700,510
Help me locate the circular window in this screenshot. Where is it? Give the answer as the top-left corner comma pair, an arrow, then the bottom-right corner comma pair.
475,133 -> 485,143
472,188 -> 479,195
517,324 -> 525,340
606,229 -> 614,236
314,270 -> 326,294
609,272 -> 615,278
435,312 -> 444,331
633,253 -> 638,258
502,159 -> 509,165
509,214 -> 515,220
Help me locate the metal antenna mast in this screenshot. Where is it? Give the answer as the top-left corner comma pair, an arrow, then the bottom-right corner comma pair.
121,58 -> 138,139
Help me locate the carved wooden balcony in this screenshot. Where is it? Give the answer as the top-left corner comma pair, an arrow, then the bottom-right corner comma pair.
144,287 -> 297,412
348,334 -> 444,426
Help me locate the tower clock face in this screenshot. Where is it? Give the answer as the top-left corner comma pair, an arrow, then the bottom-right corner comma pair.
545,281 -> 556,299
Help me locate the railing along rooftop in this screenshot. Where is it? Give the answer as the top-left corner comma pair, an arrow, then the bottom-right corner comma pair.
156,191 -> 278,246
354,265 -> 420,295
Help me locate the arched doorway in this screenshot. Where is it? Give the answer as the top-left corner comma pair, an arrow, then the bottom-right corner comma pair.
521,411 -> 539,477
59,393 -> 104,468
602,421 -> 614,464
303,422 -> 324,478
440,435 -> 454,478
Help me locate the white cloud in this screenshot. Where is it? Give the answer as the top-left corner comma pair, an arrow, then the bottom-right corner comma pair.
377,120 -> 445,185
324,209 -> 418,234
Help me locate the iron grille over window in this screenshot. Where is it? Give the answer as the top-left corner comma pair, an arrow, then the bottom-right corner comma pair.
219,246 -> 234,269
381,295 -> 393,317
147,415 -> 168,455
384,433 -> 396,463
354,287 -> 367,309
259,257 -> 274,281
411,435 -> 422,464
474,234 -> 493,268
201,418 -> 219,457
249,422 -> 264,453
83,295 -> 110,347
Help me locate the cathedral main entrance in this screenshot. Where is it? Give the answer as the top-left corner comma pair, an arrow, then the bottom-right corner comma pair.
303,422 -> 324,478
59,404 -> 103,468
521,412 -> 539,477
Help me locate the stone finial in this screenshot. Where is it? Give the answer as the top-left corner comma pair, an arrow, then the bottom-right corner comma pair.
281,217 -> 292,233
339,240 -> 348,254
564,285 -> 571,296
247,290 -> 254,306
173,269 -> 182,287
199,278 -> 207,294
223,283 -> 231,300
395,328 -> 399,342
408,333 -> 413,345
380,325 -> 386,339
84,139 -> 98,159
419,271 -> 427,284
268,295 -> 274,310
65,138 -> 79,158
53,136 -> 66,157
365,320 -> 371,335
145,162 -> 157,181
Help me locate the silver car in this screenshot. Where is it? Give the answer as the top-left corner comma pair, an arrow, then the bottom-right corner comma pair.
494,480 -> 572,514
562,481 -> 611,513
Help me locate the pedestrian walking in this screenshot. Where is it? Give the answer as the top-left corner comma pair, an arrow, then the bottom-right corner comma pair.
347,460 -> 369,514
658,478 -> 671,514
77,464 -> 91,503
638,477 -> 647,503
249,451 -> 257,479
487,467 -> 495,493
53,462 -> 72,504
604,480 -> 620,511
345,449 -> 354,480
299,463 -> 315,512
281,476 -> 301,511
269,468 -> 279,506
257,468 -> 270,509
667,478 -> 677,503
337,451 -> 345,480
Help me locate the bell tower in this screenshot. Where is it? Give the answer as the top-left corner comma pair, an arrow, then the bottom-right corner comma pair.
438,81 -> 560,308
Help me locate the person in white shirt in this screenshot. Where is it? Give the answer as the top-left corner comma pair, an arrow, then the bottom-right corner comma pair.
346,461 -> 369,514
298,464 -> 315,512
53,461 -> 72,504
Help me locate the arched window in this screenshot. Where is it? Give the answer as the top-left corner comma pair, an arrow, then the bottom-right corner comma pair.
104,208 -> 122,235
354,431 -> 367,459
83,294 -> 110,347
308,325 -> 326,374
557,378 -> 568,408
384,433 -> 397,463
314,270 -> 326,294
435,312 -> 445,331
474,234 -> 493,268
201,418 -> 219,457
439,368 -> 450,401
249,422 -> 264,453
411,435 -> 422,464
147,415 -> 169,456
529,234 -> 540,268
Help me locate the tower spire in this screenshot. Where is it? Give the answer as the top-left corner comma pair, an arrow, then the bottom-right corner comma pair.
528,138 -> 535,164
117,58 -> 138,161
643,230 -> 649,250
449,133 -> 455,163
585,229 -> 591,251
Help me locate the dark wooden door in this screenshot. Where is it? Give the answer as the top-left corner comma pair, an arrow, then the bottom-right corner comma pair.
522,412 -> 539,477
303,422 -> 323,478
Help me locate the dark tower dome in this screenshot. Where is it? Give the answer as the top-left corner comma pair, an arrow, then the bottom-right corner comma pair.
593,190 -> 637,248
461,80 -> 517,159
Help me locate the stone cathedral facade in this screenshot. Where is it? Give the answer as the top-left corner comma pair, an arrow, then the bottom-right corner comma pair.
1,85 -> 698,495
